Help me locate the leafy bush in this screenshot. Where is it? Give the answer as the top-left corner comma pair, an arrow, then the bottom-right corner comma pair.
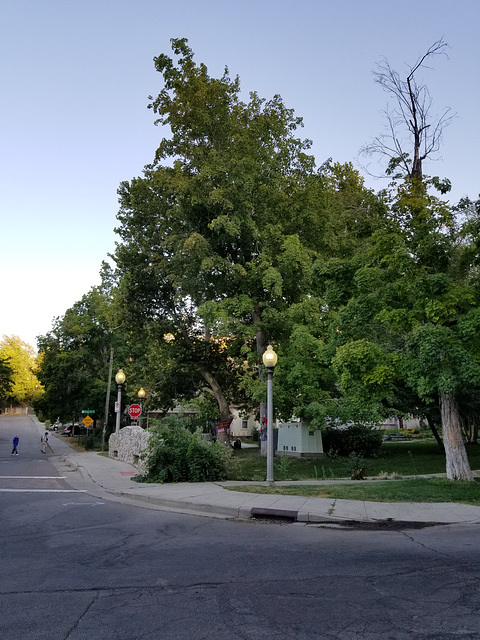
323,424 -> 383,458
84,435 -> 95,450
139,420 -> 230,483
347,453 -> 366,480
276,453 -> 291,480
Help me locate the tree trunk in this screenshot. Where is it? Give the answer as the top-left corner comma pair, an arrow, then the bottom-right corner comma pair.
102,346 -> 114,451
197,365 -> 231,447
439,391 -> 474,481
425,413 -> 445,453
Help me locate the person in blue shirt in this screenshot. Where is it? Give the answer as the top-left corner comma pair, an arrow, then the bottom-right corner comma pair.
11,434 -> 19,455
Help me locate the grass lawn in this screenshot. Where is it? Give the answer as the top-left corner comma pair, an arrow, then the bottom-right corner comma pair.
228,441 -> 480,481
225,478 -> 480,506
226,442 -> 480,504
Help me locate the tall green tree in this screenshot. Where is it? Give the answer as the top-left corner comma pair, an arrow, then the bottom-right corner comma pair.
34,286 -> 128,426
260,162 -> 388,426
331,180 -> 480,480
0,356 -> 14,406
113,38 -> 320,426
0,335 -> 42,406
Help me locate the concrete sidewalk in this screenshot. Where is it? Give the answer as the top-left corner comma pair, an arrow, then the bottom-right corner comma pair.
47,442 -> 480,526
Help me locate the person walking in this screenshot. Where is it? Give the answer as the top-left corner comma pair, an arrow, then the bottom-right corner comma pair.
11,434 -> 19,455
41,432 -> 48,454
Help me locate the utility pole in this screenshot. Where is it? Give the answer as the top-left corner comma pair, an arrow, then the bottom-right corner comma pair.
101,346 -> 114,451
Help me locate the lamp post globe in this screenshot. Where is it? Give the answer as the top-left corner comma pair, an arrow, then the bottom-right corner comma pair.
262,345 -> 277,484
115,369 -> 126,434
138,387 -> 146,428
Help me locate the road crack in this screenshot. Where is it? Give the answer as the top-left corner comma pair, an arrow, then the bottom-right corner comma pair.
64,592 -> 100,639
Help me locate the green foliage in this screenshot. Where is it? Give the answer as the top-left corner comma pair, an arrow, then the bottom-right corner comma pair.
34,286 -> 129,424
0,356 -> 14,405
0,336 -> 43,406
112,39 -> 367,423
28,41 -> 480,483
347,453 -> 366,480
84,435 -> 95,450
276,453 -> 291,480
328,176 -> 480,477
140,418 -> 230,483
404,323 -> 480,397
323,425 -> 383,458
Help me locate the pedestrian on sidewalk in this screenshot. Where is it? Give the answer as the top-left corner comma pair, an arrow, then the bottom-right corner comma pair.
11,434 -> 19,455
41,432 -> 48,454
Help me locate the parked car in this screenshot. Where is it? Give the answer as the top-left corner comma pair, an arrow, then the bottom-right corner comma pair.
61,424 -> 74,436
51,421 -> 63,431
61,423 -> 85,436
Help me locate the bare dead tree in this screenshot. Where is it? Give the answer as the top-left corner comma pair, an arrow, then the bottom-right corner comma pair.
361,39 -> 454,181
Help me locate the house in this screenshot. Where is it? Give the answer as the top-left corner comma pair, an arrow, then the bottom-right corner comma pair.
229,409 -> 259,438
277,421 -> 324,458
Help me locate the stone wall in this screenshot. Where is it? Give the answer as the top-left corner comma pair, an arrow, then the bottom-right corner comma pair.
108,426 -> 151,475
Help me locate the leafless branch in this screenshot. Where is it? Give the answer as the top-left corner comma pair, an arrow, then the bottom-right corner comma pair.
361,38 -> 454,181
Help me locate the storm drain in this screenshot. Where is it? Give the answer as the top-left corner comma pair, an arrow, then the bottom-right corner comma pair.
251,507 -> 297,523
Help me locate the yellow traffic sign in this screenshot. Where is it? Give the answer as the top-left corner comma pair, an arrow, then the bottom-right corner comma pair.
82,415 -> 94,428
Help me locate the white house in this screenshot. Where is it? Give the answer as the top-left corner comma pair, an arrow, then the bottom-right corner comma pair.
277,421 -> 324,457
229,408 -> 259,437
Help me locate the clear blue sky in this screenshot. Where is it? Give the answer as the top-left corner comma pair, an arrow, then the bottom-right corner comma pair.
1,0 -> 479,349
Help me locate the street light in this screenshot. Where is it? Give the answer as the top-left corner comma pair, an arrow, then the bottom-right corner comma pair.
115,369 -> 126,434
138,387 -> 146,428
262,345 -> 278,484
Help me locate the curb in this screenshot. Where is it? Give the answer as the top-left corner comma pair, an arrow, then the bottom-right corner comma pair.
49,452 -> 480,526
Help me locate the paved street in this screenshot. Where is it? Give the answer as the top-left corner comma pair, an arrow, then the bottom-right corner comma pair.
2,414 -> 480,639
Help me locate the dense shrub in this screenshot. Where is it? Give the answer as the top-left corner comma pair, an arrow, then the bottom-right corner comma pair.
139,420 -> 230,483
84,434 -> 95,450
323,424 -> 383,458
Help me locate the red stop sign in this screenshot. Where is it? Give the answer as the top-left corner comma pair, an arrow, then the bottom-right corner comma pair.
128,404 -> 142,420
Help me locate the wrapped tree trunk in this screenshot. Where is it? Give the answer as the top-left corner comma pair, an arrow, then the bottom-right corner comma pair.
439,391 -> 474,481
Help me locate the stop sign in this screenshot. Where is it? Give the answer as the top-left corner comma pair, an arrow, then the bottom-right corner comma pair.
128,404 -> 142,420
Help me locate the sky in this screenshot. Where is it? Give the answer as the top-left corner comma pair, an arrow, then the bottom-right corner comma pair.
1,0 -> 479,350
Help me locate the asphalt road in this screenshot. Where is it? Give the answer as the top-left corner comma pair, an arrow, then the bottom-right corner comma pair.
1,415 -> 480,640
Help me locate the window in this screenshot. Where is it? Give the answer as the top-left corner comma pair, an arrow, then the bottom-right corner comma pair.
242,420 -> 248,430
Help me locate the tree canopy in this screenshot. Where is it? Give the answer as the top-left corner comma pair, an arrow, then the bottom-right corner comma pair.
0,355 -> 14,406
34,285 -> 129,425
112,37 -> 327,425
0,335 -> 43,407
33,38 -> 480,480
